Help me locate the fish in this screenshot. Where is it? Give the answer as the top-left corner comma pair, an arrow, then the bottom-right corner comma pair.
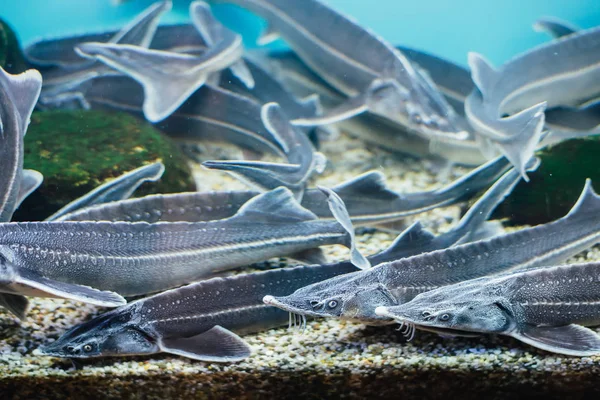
39,259 -> 359,361
210,0 -> 468,141
202,102 -> 326,198
466,26 -> 600,178
375,261 -> 600,356
75,1 -> 248,122
85,76 -> 288,157
533,17 -> 579,39
37,1 -> 172,108
0,186 -> 368,302
0,67 -> 42,224
16,170 -> 44,210
45,162 -> 165,222
263,178 -> 600,326
55,155 -> 511,231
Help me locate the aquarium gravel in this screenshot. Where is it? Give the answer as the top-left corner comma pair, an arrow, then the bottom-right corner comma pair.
2,135 -> 600,399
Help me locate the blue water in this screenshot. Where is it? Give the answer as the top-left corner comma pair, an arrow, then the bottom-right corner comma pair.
2,0 -> 599,67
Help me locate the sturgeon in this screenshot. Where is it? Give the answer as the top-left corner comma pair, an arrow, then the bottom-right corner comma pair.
75,1 -> 248,122
56,156 -> 511,231
210,0 -> 468,141
0,187 -> 368,307
466,25 -> 600,178
264,179 -> 600,326
376,261 -> 600,356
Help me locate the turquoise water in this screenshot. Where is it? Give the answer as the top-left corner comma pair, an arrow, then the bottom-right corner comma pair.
2,0 -> 599,66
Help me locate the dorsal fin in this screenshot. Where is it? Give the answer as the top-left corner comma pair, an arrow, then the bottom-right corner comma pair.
230,187 -> 317,223
385,221 -> 436,252
565,179 -> 600,218
0,68 -> 42,135
261,102 -> 291,153
16,170 -> 43,209
332,171 -> 400,202
468,52 -> 498,99
109,0 -> 172,47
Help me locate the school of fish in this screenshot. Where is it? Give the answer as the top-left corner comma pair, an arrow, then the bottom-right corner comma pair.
0,0 -> 599,362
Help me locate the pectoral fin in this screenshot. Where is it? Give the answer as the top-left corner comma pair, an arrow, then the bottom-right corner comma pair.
0,293 -> 29,320
159,325 -> 251,362
513,324 -> 600,356
289,248 -> 326,265
16,269 -> 126,307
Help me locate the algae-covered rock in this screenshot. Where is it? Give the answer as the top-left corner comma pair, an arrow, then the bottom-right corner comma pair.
0,18 -> 29,73
14,110 -> 196,221
494,137 -> 599,225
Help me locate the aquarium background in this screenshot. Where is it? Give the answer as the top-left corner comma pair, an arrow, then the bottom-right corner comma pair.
4,0 -> 600,66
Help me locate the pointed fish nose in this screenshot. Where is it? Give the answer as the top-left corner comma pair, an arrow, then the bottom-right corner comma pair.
374,306 -> 392,318
263,295 -> 276,305
74,42 -> 106,58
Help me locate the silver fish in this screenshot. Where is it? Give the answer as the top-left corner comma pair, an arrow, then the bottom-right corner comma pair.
75,1 -> 247,122
37,1 -> 172,108
85,76 -> 287,157
45,162 -> 165,222
39,259 -> 360,361
210,0 -> 468,141
375,261 -> 600,356
263,178 -> 600,326
466,25 -> 600,178
56,155 -> 511,232
0,187 -> 368,303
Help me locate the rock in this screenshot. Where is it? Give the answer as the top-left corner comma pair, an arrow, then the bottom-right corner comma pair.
494,137 -> 599,225
13,110 -> 196,221
0,18 -> 29,73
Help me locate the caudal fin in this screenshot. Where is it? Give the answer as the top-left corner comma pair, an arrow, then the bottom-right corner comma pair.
75,43 -> 214,122
318,186 -> 370,270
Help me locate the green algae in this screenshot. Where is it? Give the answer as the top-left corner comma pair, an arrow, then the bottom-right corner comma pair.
13,110 -> 195,221
0,18 -> 29,74
494,136 -> 600,225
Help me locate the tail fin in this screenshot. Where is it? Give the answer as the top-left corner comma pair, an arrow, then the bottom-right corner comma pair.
16,170 -> 43,209
493,102 -> 547,181
468,52 -> 499,99
453,157 -> 541,244
75,42 -> 213,122
0,68 -> 42,134
318,186 -> 370,270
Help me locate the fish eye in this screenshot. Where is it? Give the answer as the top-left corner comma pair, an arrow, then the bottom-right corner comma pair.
83,344 -> 93,352
439,313 -> 451,321
327,300 -> 338,309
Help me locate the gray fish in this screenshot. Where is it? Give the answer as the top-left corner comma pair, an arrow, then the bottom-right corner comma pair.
24,1 -> 172,68
210,0 -> 468,141
39,259 -> 359,361
375,261 -> 600,356
202,102 -> 326,198
85,76 -> 287,157
264,178 -> 600,326
466,26 -> 600,178
0,186 -> 368,301
56,155 -> 511,231
0,67 -> 42,223
37,1 -> 172,108
75,1 -> 247,122
533,17 -> 579,39
46,162 -> 165,222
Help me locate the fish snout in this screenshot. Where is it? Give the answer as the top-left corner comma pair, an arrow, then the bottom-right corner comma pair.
374,306 -> 392,318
